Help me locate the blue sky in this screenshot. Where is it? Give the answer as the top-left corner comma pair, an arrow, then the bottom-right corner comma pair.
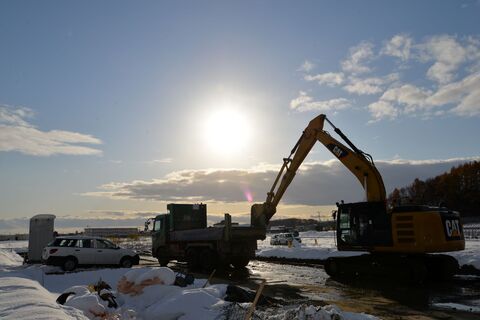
1,1 -> 479,232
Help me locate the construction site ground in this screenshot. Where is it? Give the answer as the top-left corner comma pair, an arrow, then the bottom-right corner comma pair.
139,256 -> 480,320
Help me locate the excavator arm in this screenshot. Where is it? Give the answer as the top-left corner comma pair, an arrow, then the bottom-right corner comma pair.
251,114 -> 386,228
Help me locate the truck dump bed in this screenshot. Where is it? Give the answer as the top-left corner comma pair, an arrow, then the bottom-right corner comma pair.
169,225 -> 265,242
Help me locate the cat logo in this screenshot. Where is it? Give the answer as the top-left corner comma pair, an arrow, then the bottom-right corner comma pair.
327,143 -> 348,158
444,218 -> 462,240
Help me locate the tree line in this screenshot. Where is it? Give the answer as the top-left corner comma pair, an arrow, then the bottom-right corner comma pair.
388,161 -> 480,217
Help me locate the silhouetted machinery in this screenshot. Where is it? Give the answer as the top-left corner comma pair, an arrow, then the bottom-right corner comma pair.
250,114 -> 464,281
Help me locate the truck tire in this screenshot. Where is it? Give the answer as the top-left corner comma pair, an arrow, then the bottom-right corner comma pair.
200,249 -> 218,271
158,258 -> 170,266
186,248 -> 201,270
156,249 -> 170,266
231,257 -> 250,269
324,258 -> 339,277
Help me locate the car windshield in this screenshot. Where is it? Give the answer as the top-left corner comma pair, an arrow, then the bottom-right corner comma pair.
96,239 -> 117,249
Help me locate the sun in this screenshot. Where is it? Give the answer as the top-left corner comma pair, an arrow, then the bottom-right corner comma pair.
204,109 -> 251,155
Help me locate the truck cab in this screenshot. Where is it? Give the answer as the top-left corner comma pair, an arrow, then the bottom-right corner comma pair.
149,203 -> 263,270
152,214 -> 169,251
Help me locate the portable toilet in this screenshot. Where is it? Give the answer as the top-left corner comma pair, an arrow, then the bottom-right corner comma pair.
28,214 -> 56,262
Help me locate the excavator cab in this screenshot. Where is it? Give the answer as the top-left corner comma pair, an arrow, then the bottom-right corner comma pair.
336,201 -> 393,251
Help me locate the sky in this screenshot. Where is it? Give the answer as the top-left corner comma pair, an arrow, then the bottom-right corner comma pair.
1,1 -> 479,233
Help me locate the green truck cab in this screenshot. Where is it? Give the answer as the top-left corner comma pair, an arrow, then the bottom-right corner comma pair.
149,203 -> 265,270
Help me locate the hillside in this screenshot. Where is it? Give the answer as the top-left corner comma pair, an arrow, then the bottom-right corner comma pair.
388,161 -> 480,218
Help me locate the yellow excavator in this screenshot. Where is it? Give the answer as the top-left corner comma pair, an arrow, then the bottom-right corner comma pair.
250,114 -> 465,281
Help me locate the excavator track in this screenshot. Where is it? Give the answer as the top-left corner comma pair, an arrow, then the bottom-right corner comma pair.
324,253 -> 459,284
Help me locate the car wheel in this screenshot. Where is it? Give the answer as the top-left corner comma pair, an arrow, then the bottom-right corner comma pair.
62,257 -> 77,272
120,256 -> 133,268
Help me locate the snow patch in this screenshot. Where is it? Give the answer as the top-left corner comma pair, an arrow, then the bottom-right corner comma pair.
0,276 -> 88,319
255,303 -> 379,320
0,248 -> 23,267
433,302 -> 480,313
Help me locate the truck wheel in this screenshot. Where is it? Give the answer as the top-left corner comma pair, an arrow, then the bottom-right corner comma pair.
62,257 -> 77,272
158,258 -> 170,266
232,257 -> 250,269
200,249 -> 218,271
186,248 -> 200,270
324,258 -> 339,277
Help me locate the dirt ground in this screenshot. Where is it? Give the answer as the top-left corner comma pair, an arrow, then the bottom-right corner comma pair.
140,257 -> 480,319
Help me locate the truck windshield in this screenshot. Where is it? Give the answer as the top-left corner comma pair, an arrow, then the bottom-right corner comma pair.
154,219 -> 162,231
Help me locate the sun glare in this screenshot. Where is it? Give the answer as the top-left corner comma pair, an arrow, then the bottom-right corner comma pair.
204,109 -> 251,155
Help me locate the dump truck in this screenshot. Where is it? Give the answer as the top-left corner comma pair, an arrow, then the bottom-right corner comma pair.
147,203 -> 265,269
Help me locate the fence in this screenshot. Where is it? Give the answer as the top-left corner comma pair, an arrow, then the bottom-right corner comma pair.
464,224 -> 480,240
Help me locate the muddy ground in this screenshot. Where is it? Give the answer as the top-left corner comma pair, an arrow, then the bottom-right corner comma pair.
140,257 -> 480,319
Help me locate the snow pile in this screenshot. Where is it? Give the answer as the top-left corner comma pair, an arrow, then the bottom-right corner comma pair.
117,267 -> 176,296
0,240 -> 29,251
255,304 -> 379,320
432,302 -> 480,313
132,285 -> 227,320
46,267 -> 227,319
63,289 -> 109,319
257,245 -> 365,260
0,248 -> 23,267
447,240 -> 480,270
0,276 -> 88,320
116,268 -> 227,319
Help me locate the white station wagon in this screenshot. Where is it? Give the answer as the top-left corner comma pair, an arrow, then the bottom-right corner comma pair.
270,233 -> 302,245
42,236 -> 140,271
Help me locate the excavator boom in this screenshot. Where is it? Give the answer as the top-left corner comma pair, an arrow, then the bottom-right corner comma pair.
251,114 -> 386,228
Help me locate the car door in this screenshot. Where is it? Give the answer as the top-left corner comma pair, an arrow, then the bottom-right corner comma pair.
74,239 -> 95,265
94,239 -> 121,264
61,238 -> 78,257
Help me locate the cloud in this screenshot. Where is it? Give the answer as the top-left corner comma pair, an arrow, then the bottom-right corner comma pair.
341,41 -> 375,74
146,158 -> 173,164
368,72 -> 480,119
290,91 -> 351,112
297,33 -> 480,120
381,34 -> 413,61
344,73 -> 399,95
304,72 -> 345,86
298,60 -> 315,72
427,72 -> 480,116
381,84 -> 433,114
0,104 -> 102,156
368,100 -> 399,121
417,35 -> 469,84
85,157 -> 478,207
